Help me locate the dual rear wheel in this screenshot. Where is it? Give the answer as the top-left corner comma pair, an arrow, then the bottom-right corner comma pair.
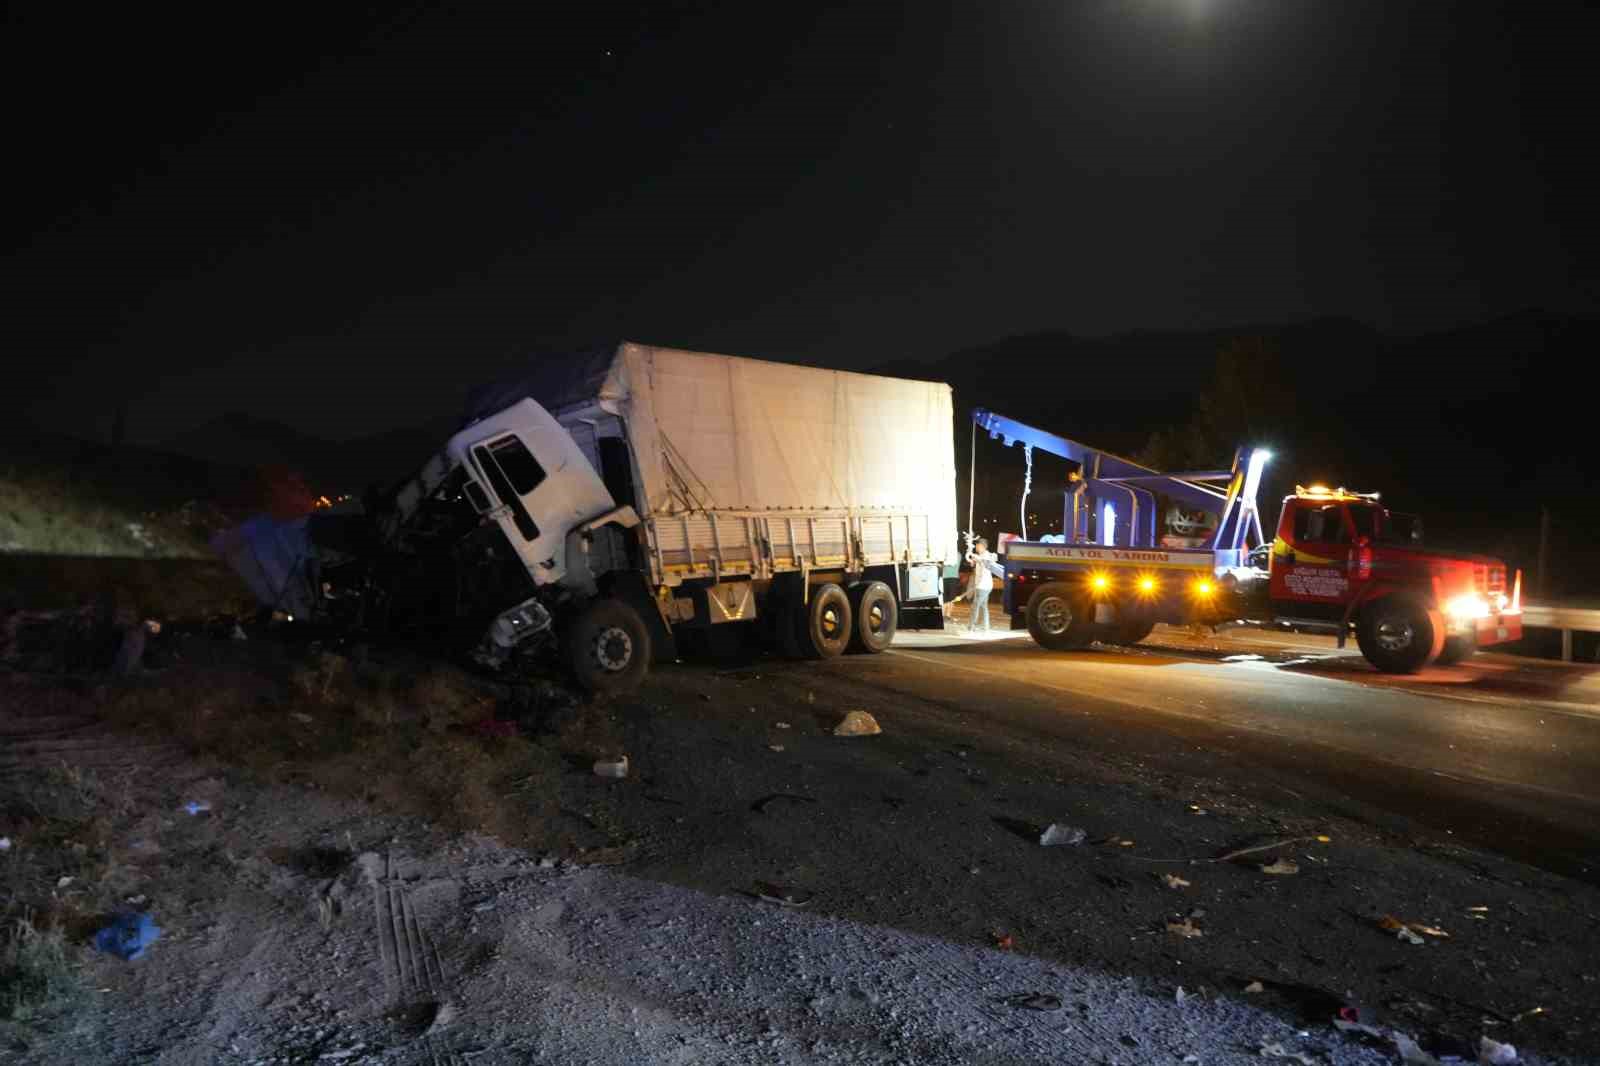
779,580 -> 898,659
1025,582 -> 1155,650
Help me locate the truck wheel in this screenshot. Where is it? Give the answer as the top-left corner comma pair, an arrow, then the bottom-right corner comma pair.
1436,635 -> 1474,666
797,583 -> 853,659
567,598 -> 651,694
1356,598 -> 1444,673
847,581 -> 898,653
1026,582 -> 1095,651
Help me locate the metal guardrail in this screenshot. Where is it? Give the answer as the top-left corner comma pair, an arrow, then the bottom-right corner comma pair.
1521,603 -> 1600,662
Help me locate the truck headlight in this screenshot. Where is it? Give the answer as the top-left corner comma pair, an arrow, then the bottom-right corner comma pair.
1445,594 -> 1489,621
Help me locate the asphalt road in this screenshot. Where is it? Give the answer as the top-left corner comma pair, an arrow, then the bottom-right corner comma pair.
837,620 -> 1600,883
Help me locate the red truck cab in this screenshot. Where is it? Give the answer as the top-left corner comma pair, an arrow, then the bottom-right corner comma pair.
1268,486 -> 1521,671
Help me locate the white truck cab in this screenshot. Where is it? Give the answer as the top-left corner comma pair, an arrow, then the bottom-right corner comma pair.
446,399 -> 622,590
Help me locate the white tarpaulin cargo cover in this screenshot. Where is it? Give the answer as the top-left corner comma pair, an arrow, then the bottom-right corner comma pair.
471,343 -> 958,565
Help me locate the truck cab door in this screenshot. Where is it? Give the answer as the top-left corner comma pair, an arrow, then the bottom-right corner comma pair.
1269,500 -> 1354,610
463,403 -> 616,588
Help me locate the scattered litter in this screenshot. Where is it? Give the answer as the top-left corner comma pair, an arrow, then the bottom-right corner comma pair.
1391,925 -> 1425,945
1510,1006 -> 1545,1024
1039,823 -> 1087,847
181,800 -> 212,816
1379,915 -> 1448,943
56,875 -> 74,889
1468,905 -> 1489,912
1260,859 -> 1300,876
1393,1034 -> 1441,1065
1219,835 -> 1330,864
1163,874 -> 1192,890
93,911 -> 162,960
0,837 -> 9,851
1175,985 -> 1189,1003
1258,1042 -> 1316,1064
774,721 -> 791,729
593,756 -> 630,779
1124,833 -> 1331,865
1184,1056 -> 1201,1064
1244,981 -> 1265,994
768,744 -> 786,753
230,623 -> 248,641
833,710 -> 882,736
992,931 -> 1015,950
290,712 -> 314,724
753,881 -> 813,907
1478,1036 -> 1518,1064
1166,917 -> 1203,938
1010,992 -> 1062,1012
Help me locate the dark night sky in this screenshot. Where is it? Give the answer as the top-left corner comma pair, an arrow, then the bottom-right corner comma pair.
4,1 -> 1595,444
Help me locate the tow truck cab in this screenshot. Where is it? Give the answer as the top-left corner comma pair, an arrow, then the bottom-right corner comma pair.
1266,486 -> 1522,670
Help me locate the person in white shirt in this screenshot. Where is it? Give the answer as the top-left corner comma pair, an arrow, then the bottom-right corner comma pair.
965,537 -> 1002,634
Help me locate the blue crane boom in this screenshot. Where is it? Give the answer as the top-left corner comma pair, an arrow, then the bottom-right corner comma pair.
970,408 -> 1268,558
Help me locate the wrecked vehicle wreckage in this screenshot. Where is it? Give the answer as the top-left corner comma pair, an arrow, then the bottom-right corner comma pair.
214,342 -> 959,693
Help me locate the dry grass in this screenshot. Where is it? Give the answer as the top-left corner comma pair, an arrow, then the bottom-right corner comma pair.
0,914 -> 82,1026
95,645 -> 574,848
0,473 -> 213,560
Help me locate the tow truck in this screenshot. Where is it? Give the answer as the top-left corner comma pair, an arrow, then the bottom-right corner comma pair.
973,409 -> 1522,672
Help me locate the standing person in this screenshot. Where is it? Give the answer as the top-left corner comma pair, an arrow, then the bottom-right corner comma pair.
965,537 -> 1002,634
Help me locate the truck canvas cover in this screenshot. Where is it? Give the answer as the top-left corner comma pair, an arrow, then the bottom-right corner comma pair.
465,343 -> 959,566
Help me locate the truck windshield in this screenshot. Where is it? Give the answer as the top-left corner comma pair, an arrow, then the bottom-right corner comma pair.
1348,503 -> 1379,542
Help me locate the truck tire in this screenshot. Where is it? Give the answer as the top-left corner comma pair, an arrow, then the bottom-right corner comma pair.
796,582 -> 853,659
567,597 -> 651,694
847,581 -> 898,654
1355,598 -> 1444,674
1026,582 -> 1095,651
1436,634 -> 1474,666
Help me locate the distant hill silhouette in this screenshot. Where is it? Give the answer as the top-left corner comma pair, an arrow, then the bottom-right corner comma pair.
162,412 -> 457,493
875,315 -> 1384,457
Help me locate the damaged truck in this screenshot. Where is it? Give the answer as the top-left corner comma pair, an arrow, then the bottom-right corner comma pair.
214,343 -> 959,692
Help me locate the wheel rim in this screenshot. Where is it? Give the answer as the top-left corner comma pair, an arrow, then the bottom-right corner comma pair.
867,602 -> 886,634
1374,616 -> 1415,653
820,602 -> 844,640
593,626 -> 634,672
1036,596 -> 1071,636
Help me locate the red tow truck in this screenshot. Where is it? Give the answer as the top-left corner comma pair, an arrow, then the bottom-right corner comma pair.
976,409 -> 1522,672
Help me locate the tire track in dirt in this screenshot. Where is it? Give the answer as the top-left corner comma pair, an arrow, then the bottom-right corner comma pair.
0,683 -> 182,779
369,850 -> 463,1066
